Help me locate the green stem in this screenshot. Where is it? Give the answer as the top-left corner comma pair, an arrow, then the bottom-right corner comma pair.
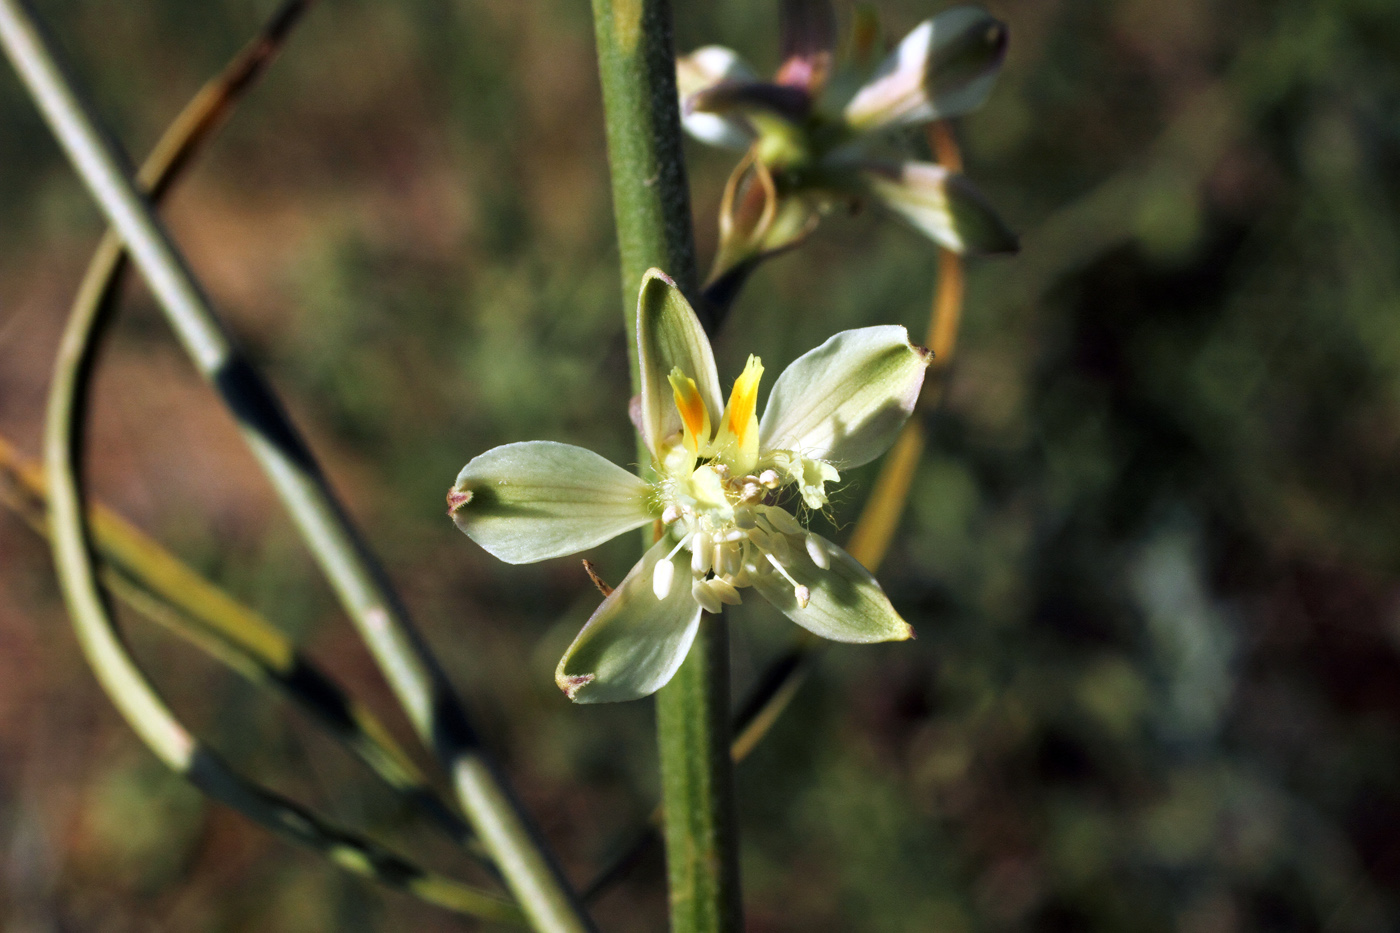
0,3 -> 590,929
590,2 -> 741,930
590,0 -> 701,330
653,617 -> 742,931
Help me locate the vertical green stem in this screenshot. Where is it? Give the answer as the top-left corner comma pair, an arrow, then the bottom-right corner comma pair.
653,616 -> 741,931
590,0 -> 700,336
590,2 -> 742,930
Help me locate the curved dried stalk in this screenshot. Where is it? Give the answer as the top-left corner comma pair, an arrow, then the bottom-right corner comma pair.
0,1 -> 593,928
0,1 -> 515,923
0,435 -> 488,862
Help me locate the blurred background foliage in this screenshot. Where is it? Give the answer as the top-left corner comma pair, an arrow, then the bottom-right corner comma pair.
2,0 -> 1400,930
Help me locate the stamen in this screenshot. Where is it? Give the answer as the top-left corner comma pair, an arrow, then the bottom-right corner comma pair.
765,551 -> 801,588
652,557 -> 675,599
691,529 -> 713,574
746,526 -> 773,550
709,577 -> 743,605
805,533 -> 830,570
766,530 -> 792,561
759,469 -> 780,489
692,579 -> 722,614
663,532 -> 692,564
765,552 -> 811,609
717,540 -> 742,577
763,507 -> 804,536
661,504 -> 681,525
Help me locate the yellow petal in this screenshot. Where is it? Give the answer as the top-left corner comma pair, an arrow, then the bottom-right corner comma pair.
668,367 -> 712,455
714,355 -> 763,474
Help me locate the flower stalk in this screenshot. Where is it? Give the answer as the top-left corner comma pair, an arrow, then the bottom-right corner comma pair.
589,2 -> 739,927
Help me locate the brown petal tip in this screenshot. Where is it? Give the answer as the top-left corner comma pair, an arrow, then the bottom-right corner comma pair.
446,487 -> 473,515
558,673 -> 595,701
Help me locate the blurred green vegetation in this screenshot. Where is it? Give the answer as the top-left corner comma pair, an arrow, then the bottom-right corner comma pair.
3,0 -> 1400,930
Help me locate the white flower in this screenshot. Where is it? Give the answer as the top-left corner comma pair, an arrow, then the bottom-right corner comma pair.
449,270 -> 929,703
677,2 -> 1016,279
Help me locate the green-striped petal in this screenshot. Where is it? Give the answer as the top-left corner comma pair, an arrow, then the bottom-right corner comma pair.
861,161 -> 1018,255
449,441 -> 654,564
752,532 -> 913,643
677,46 -> 760,150
636,270 -> 723,459
556,538 -> 703,703
843,7 -> 1007,133
759,325 -> 930,469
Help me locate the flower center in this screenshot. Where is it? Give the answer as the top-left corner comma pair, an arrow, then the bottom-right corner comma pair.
652,461 -> 825,612
651,355 -> 844,612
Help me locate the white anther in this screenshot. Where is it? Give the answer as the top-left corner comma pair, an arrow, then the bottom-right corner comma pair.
766,531 -> 792,561
741,482 -> 763,502
805,533 -> 830,570
759,469 -> 780,489
709,576 -> 743,605
691,530 -> 713,574
722,527 -> 748,543
795,585 -> 811,609
717,541 -> 742,577
661,504 -> 681,524
746,527 -> 772,550
764,507 -> 804,536
692,579 -> 722,614
652,558 -> 676,599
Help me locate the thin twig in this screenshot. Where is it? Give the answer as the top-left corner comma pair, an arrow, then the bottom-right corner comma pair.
0,2 -> 593,928
0,1 -> 516,922
0,433 -> 488,863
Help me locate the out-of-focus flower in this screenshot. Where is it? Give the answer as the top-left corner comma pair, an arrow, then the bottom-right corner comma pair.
448,270 -> 924,703
678,2 -> 1017,290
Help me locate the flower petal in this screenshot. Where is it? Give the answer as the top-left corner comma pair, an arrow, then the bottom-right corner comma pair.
450,441 -> 654,564
861,161 -> 1018,255
637,269 -> 723,459
759,326 -> 930,469
677,46 -> 760,149
843,7 -> 1008,132
712,354 -> 764,475
687,81 -> 811,127
774,0 -> 838,94
753,532 -> 913,642
555,538 -> 704,703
